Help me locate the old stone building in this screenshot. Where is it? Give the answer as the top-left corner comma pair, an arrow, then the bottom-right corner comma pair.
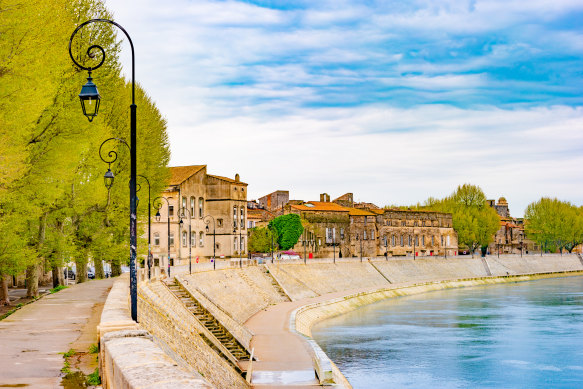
487,197 -> 536,254
283,193 -> 458,258
148,165 -> 247,268
258,190 -> 289,212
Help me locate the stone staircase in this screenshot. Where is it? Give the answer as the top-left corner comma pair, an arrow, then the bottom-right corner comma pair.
262,265 -> 291,301
165,279 -> 251,374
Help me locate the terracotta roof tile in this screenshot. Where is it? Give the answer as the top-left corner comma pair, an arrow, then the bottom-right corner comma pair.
169,165 -> 205,185
290,201 -> 349,212
346,208 -> 377,216
207,174 -> 248,186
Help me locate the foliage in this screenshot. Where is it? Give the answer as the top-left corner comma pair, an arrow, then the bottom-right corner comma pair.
0,0 -> 170,291
525,198 -> 583,253
269,214 -> 303,250
423,184 -> 500,256
50,285 -> 68,294
89,343 -> 99,354
248,227 -> 279,253
87,368 -> 101,385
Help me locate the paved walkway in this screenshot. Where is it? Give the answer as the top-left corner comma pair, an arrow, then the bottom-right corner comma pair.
0,278 -> 115,388
244,286 -> 390,388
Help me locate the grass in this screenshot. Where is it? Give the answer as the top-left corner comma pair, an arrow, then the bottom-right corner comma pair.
89,343 -> 99,354
50,285 -> 68,294
61,360 -> 71,375
87,368 -> 101,386
62,348 -> 76,358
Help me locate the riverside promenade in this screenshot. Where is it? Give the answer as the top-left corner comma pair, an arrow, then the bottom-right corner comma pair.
0,277 -> 114,388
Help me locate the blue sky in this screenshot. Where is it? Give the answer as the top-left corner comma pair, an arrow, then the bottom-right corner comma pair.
105,0 -> 583,216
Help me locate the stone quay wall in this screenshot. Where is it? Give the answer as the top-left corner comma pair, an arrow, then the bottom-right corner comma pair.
98,275 -> 214,389
137,279 -> 249,389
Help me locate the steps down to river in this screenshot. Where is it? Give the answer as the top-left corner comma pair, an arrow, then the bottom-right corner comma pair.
166,280 -> 251,373
261,264 -> 291,302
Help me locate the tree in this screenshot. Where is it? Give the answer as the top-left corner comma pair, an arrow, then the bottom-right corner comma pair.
269,214 -> 303,251
424,184 -> 500,257
248,227 -> 279,253
525,198 -> 583,254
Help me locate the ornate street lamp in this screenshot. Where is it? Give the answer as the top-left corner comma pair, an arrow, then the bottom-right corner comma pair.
268,224 -> 276,264
179,208 -> 192,274
204,215 -> 216,270
70,19 -> 139,321
154,197 -> 171,278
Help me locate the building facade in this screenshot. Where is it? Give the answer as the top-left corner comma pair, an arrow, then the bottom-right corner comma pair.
284,193 -> 458,258
487,197 -> 536,255
148,165 -> 247,268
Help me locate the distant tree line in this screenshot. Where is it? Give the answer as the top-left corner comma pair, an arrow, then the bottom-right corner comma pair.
0,0 -> 170,305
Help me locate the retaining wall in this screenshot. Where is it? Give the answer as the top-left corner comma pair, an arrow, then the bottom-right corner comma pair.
98,276 -> 214,389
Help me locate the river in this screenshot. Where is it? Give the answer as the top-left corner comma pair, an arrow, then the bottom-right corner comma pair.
311,276 -> 583,388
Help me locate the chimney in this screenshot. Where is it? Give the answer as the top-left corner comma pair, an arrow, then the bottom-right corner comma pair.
235,173 -> 240,182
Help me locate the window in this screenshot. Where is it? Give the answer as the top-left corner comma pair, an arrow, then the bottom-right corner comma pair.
169,205 -> 174,217
154,233 -> 160,246
169,233 -> 175,246
422,236 -> 425,246
199,232 -> 204,247
191,231 -> 196,247
446,236 -> 450,246
383,236 -> 387,246
401,221 -> 406,226
215,243 -> 220,250
182,197 -> 187,212
441,235 -> 444,246
364,216 -> 367,226
340,228 -> 345,239
217,218 -> 223,227
190,197 -> 195,218
414,221 -> 418,227
415,236 -> 419,246
408,235 -> 412,246
363,230 -> 367,240
240,208 -> 244,229
234,237 -> 237,251
400,235 -> 404,246
233,206 -> 237,228
248,220 -> 254,229
198,198 -> 204,218
371,229 -> 375,240
392,235 -> 396,246
182,231 -> 187,246
240,237 -> 245,252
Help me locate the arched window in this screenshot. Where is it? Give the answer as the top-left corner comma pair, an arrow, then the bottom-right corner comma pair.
199,231 -> 204,247
233,206 -> 237,228
408,235 -> 412,246
371,229 -> 375,240
392,235 -> 396,246
191,231 -> 196,247
182,197 -> 187,212
182,231 -> 187,247
234,237 -> 238,251
240,237 -> 245,252
400,235 -> 404,246
240,208 -> 244,229
169,233 -> 175,246
198,197 -> 204,218
154,233 -> 160,246
190,197 -> 195,218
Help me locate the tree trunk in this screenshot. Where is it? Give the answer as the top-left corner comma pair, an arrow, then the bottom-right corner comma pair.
111,259 -> 121,277
76,258 -> 87,284
51,265 -> 64,287
95,257 -> 104,279
0,274 -> 10,306
26,264 -> 39,298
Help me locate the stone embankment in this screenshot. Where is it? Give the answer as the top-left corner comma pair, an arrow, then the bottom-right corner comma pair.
97,254 -> 583,388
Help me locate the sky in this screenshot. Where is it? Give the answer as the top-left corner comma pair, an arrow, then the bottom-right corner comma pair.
103,0 -> 583,217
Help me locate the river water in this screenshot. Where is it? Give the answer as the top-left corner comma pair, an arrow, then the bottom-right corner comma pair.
311,276 -> 583,388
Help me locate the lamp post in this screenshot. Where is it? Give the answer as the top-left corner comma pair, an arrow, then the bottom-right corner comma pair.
303,231 -> 307,265
179,208 -> 192,274
333,228 -> 336,264
356,233 -> 363,263
385,236 -> 389,261
204,215 -> 216,270
233,225 -> 242,268
413,232 -> 416,260
268,224 -> 276,264
70,19 -> 138,321
136,175 -> 152,279
519,234 -> 523,257
154,197 -> 171,277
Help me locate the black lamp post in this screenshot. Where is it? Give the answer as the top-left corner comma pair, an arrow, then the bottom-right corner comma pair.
70,19 -> 138,321
519,234 -> 523,257
385,235 -> 388,261
203,215 -> 216,270
333,228 -> 336,264
136,175 -> 152,279
179,208 -> 192,275
268,224 -> 276,264
303,231 -> 307,265
233,225 -> 243,268
154,197 -> 171,277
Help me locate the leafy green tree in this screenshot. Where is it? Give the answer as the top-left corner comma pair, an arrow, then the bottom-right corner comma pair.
269,214 -> 303,251
424,184 -> 500,257
525,198 -> 583,253
248,227 -> 279,253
